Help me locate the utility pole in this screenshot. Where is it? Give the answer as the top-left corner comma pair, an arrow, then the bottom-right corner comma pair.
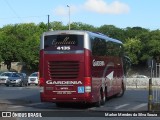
67,5 -> 70,30
148,59 -> 153,111
47,15 -> 50,31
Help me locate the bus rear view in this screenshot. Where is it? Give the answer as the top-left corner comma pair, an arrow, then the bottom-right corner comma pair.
39,30 -> 127,107
39,31 -> 92,104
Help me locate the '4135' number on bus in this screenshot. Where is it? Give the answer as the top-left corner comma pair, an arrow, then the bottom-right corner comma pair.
57,46 -> 70,50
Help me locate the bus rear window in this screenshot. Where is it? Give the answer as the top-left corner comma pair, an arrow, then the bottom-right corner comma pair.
44,35 -> 84,51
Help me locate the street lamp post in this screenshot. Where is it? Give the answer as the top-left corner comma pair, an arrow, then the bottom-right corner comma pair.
67,5 -> 70,30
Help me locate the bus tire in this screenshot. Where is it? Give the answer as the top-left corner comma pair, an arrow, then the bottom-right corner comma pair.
95,89 -> 106,107
117,83 -> 125,97
100,89 -> 106,105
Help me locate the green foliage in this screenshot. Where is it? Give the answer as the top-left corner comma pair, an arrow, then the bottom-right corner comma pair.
98,25 -> 125,41
124,37 -> 142,64
71,22 -> 97,31
50,21 -> 67,30
0,23 -> 42,70
148,30 -> 160,56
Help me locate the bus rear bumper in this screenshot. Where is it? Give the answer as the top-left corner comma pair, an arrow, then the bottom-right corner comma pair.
40,92 -> 93,103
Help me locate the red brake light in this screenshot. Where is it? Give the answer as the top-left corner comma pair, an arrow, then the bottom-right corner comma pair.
85,77 -> 91,86
84,77 -> 91,93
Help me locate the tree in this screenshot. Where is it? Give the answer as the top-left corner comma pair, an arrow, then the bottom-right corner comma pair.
124,27 -> 149,39
50,21 -> 67,30
148,30 -> 160,58
0,23 -> 41,71
98,25 -> 125,42
70,22 -> 96,31
38,22 -> 48,31
124,27 -> 151,64
124,37 -> 142,64
14,23 -> 41,70
0,25 -> 20,70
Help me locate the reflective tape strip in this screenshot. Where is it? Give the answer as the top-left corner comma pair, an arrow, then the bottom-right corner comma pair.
52,91 -> 76,92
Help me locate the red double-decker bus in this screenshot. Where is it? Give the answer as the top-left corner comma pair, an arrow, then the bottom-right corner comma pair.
39,30 -> 130,106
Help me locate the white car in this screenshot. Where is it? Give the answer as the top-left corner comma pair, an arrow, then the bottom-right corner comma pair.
0,72 -> 13,86
28,72 -> 39,86
133,75 -> 148,79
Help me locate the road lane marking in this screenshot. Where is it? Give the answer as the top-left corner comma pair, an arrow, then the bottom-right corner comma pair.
88,107 -> 96,110
130,103 -> 147,110
8,105 -> 24,109
115,104 -> 129,110
27,102 -> 43,106
8,103 -> 43,109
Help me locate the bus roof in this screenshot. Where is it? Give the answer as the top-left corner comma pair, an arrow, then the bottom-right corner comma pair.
42,30 -> 123,44
88,31 -> 123,44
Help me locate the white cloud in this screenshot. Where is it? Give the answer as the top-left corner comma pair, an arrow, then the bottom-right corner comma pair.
54,5 -> 78,16
84,0 -> 130,14
53,0 -> 130,16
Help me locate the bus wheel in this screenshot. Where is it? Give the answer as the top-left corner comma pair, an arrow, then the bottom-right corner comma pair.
117,83 -> 125,97
95,89 -> 106,107
100,89 -> 106,105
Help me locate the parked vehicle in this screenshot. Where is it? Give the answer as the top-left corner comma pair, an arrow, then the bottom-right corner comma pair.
0,72 -> 27,87
132,75 -> 148,79
0,71 -> 3,75
18,73 -> 28,86
28,72 -> 39,86
20,73 -> 27,78
0,72 -> 11,86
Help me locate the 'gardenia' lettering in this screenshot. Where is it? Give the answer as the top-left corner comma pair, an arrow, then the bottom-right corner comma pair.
46,80 -> 82,85
93,59 -> 105,66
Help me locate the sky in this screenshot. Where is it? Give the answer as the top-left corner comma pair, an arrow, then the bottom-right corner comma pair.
0,0 -> 160,30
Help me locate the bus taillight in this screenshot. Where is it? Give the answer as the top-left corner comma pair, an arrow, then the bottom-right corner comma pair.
84,77 -> 91,92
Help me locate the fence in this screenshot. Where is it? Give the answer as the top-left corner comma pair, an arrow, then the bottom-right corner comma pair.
126,78 -> 160,88
126,77 -> 160,111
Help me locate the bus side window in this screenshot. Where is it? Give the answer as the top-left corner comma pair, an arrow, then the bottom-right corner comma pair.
106,42 -> 122,57
92,37 -> 106,56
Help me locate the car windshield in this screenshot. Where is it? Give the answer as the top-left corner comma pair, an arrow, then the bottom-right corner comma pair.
22,73 -> 26,77
0,73 -> 12,77
18,73 -> 23,77
30,73 -> 38,77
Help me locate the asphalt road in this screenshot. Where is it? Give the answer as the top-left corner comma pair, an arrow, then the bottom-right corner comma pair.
0,85 -> 159,120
